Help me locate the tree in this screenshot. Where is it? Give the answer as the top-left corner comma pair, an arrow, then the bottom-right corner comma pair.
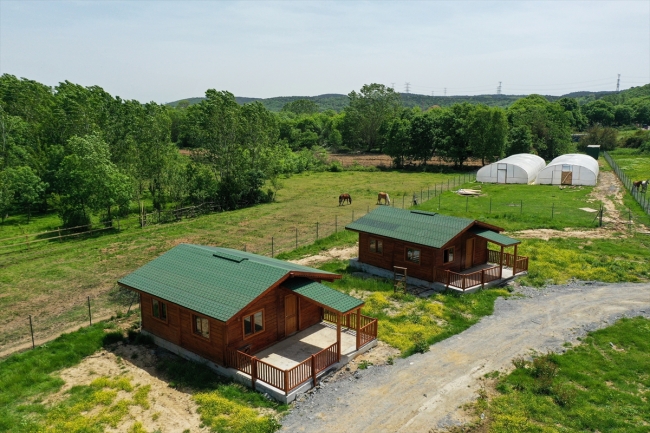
383,116 -> 411,168
437,104 -> 474,167
557,97 -> 588,131
409,110 -> 439,165
579,125 -> 618,151
506,125 -> 533,155
341,83 -> 401,151
614,106 -> 634,126
5,166 -> 47,221
55,134 -> 131,227
281,99 -> 319,116
468,105 -> 507,165
582,100 -> 615,126
507,95 -> 572,160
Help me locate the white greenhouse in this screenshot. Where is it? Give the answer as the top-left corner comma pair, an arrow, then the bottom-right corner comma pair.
476,154 -> 546,184
536,154 -> 599,186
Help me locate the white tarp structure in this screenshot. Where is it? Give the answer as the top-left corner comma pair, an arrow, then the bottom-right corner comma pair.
536,154 -> 599,186
476,154 -> 546,184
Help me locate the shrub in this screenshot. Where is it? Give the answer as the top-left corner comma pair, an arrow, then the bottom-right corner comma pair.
411,332 -> 429,354
102,331 -> 125,347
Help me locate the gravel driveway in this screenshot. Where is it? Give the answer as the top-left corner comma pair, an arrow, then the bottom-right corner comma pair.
280,282 -> 650,432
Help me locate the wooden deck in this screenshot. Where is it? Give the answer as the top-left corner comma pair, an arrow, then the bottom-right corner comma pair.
225,315 -> 378,395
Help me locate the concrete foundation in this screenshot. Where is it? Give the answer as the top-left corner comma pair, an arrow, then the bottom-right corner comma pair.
142,324 -> 377,403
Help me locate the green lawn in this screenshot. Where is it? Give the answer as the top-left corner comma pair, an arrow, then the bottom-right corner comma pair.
471,317 -> 650,432
0,170 -> 470,351
415,182 -> 601,231
0,322 -> 285,433
318,260 -> 511,356
609,149 -> 650,181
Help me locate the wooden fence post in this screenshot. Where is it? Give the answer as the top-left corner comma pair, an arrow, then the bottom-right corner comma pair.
311,354 -> 317,387
88,296 -> 92,326
284,369 -> 290,393
252,357 -> 257,391
29,315 -> 35,349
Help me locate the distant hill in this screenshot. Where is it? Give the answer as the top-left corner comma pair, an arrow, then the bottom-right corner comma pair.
166,85 -> 649,112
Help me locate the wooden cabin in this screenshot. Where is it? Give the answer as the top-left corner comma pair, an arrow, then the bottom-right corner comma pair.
118,244 -> 377,399
346,207 -> 527,291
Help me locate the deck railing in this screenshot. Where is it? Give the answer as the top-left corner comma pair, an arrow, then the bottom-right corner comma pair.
487,250 -> 529,272
359,318 -> 378,348
225,335 -> 358,395
434,263 -> 511,292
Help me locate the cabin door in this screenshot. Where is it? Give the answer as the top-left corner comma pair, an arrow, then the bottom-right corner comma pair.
465,238 -> 474,269
285,294 -> 298,336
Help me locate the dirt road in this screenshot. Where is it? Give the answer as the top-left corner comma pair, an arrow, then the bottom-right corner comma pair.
281,282 -> 650,432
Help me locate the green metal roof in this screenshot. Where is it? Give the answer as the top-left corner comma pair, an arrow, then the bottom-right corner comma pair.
346,207 -> 477,249
470,228 -> 520,246
118,244 -> 344,322
283,278 -> 363,314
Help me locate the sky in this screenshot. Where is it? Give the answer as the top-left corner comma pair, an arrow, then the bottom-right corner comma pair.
1,1 -> 649,103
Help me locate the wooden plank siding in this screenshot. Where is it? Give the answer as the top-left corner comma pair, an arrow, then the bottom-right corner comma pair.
357,230 -> 489,282
140,292 -> 226,365
135,284 -> 327,367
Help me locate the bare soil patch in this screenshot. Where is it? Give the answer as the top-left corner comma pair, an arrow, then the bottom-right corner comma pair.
289,244 -> 358,266
328,153 -> 483,168
49,343 -> 208,433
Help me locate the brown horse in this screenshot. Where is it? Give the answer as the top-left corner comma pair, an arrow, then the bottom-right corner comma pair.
339,193 -> 352,206
377,192 -> 391,205
632,179 -> 648,193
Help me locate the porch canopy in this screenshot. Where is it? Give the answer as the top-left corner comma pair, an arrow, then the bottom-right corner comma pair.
469,228 -> 521,276
470,228 -> 520,247
283,278 -> 363,315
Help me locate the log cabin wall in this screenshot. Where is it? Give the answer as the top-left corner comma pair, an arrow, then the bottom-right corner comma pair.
140,292 -> 226,365
226,285 -> 326,355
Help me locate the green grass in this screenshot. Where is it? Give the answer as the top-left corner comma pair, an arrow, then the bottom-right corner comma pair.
517,235 -> 650,287
318,261 -> 511,356
0,322 -> 286,433
472,317 -> 650,432
0,170 -> 470,350
416,182 -> 601,231
275,230 -> 357,261
609,149 -> 650,181
156,357 -> 286,433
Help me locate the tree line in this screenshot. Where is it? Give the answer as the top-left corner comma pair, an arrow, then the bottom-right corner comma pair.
1,74 -> 648,228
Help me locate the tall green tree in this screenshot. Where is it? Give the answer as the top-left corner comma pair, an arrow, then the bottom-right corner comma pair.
468,105 -> 507,165
341,83 -> 401,151
4,166 -> 47,221
437,103 -> 475,167
582,100 -> 615,126
54,134 -> 131,227
507,95 -> 572,160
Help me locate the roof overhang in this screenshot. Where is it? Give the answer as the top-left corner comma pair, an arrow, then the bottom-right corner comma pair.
470,228 -> 520,247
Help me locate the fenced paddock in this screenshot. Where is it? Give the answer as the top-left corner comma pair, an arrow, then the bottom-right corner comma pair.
605,151 -> 650,218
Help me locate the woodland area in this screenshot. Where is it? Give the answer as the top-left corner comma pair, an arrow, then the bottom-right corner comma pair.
1,74 -> 649,228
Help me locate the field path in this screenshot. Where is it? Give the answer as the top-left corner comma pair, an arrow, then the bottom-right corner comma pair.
280,282 -> 650,432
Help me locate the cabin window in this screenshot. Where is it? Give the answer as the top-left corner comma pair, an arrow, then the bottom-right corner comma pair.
369,238 -> 383,254
406,248 -> 420,264
194,315 -> 210,339
443,247 -> 455,263
152,299 -> 167,321
244,310 -> 264,337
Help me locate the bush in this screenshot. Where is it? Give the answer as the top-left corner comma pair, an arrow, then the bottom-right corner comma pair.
328,161 -> 344,172
411,332 -> 429,354
102,331 -> 125,346
578,125 -> 618,151
621,130 -> 650,149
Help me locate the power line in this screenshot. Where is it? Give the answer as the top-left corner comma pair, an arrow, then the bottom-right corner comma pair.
405,82 -> 410,93
497,81 -> 502,95
616,74 -> 621,92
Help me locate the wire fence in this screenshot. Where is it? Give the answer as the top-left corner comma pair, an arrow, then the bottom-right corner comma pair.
604,151 -> 650,217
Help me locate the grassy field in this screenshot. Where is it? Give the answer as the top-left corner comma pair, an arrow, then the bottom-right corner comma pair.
0,322 -> 285,433
415,182 -> 601,231
466,317 -> 650,432
319,260 -> 511,356
608,148 -> 650,181
0,170 -> 473,352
